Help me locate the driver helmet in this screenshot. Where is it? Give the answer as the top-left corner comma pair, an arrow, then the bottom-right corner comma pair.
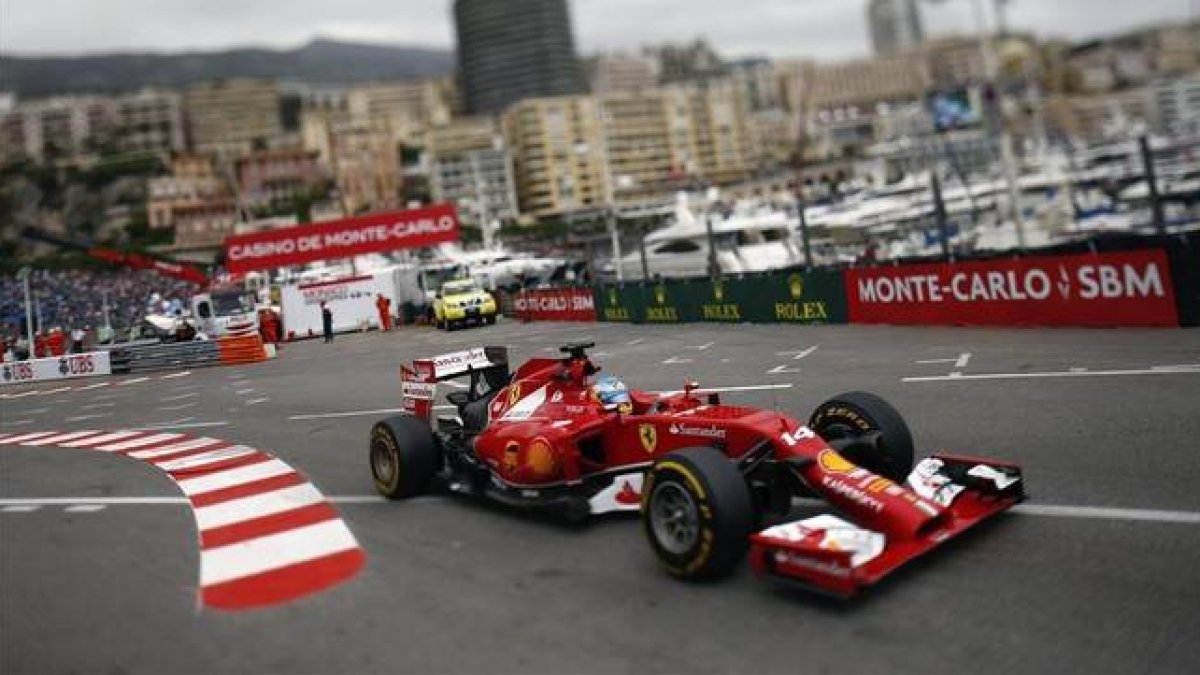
592,375 -> 631,411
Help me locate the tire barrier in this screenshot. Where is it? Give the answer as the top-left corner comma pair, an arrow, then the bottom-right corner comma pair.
108,335 -> 269,374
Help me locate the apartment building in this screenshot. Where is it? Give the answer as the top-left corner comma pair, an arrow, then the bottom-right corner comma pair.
427,117 -> 519,226
346,79 -> 454,146
504,95 -> 609,218
302,111 -> 402,215
183,79 -> 283,156
114,89 -> 186,155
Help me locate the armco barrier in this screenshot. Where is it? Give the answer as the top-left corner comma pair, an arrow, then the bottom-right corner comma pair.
109,335 -> 269,374
593,269 -> 848,325
846,248 -> 1180,328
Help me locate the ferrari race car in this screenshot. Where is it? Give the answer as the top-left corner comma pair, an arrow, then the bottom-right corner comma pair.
432,278 -> 498,330
369,343 -> 1025,596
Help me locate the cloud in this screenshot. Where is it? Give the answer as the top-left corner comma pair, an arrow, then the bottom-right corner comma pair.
1,0 -> 1194,60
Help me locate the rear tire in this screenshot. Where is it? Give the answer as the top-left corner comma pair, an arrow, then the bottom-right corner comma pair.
642,447 -> 755,581
370,416 -> 440,499
809,391 -> 914,482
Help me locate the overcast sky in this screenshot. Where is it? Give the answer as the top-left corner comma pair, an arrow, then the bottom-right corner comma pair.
1,0 -> 1196,61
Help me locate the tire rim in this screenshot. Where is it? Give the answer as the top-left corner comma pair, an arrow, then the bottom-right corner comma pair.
371,438 -> 398,486
649,482 -> 700,556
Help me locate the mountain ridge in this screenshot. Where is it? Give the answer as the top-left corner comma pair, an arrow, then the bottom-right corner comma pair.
1,38 -> 457,99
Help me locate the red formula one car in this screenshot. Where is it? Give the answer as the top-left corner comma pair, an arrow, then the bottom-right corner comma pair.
369,343 -> 1024,596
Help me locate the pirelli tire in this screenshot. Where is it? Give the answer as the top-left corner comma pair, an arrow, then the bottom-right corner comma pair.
370,416 -> 441,499
809,391 -> 914,482
642,447 -> 755,581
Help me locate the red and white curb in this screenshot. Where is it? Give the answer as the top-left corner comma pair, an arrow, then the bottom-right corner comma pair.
0,430 -> 365,611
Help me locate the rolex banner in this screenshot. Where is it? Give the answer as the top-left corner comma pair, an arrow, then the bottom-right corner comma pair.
592,271 -> 848,325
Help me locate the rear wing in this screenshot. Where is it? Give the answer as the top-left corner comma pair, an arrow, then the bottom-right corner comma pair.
402,346 -> 509,420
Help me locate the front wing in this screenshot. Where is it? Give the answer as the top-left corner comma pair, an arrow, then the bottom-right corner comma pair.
749,454 -> 1024,596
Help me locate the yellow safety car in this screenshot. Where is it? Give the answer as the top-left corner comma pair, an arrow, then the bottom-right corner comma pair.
433,278 -> 498,330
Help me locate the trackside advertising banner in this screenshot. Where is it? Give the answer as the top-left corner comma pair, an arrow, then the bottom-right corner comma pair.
223,203 -> 461,274
1,352 -> 112,387
847,249 -> 1179,327
515,288 -> 596,322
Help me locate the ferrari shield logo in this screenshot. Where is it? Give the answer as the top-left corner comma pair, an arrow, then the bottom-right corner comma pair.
639,424 -> 658,454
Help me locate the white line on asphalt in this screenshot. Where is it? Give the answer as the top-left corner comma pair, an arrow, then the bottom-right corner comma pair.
686,342 -> 715,351
160,372 -> 192,380
192,483 -> 325,531
245,398 -> 270,406
1,497 -> 1196,526
662,356 -> 694,365
160,392 -> 198,402
235,389 -> 256,395
117,378 -> 150,387
21,408 -> 50,415
955,352 -> 972,369
23,430 -> 101,446
768,364 -> 801,375
2,505 -> 41,512
134,420 -> 230,431
159,403 -> 198,412
903,368 -> 1200,383
128,437 -> 223,460
626,338 -> 645,346
287,406 -> 455,421
655,383 -> 796,396
64,505 -> 107,513
1,419 -> 34,426
75,382 -> 111,392
1013,504 -> 1200,524
65,414 -> 113,422
778,346 -> 819,360
917,358 -> 957,365
81,402 -> 117,410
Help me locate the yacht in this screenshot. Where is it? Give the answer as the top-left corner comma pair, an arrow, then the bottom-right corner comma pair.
611,194 -> 803,281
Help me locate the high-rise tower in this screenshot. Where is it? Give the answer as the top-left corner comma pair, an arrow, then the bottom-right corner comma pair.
454,0 -> 586,115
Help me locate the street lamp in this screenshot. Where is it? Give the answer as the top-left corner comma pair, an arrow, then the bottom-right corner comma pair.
704,187 -> 721,279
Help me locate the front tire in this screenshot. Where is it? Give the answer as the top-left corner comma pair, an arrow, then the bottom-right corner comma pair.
642,447 -> 755,581
370,416 -> 440,499
809,391 -> 914,482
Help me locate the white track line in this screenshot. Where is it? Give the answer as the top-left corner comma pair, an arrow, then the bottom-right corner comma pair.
133,421 -> 230,431
117,377 -> 150,387
160,372 -> 192,380
287,406 -> 455,421
654,383 -> 796,396
904,368 -> 1200,383
0,497 -> 1196,526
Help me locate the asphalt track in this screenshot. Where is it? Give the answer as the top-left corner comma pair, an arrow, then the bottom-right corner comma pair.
2,320 -> 1199,674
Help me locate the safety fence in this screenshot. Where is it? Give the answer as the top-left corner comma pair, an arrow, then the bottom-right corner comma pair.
512,235 -> 1198,328
109,335 -> 271,375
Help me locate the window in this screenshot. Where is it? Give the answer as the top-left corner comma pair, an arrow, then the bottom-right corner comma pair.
654,240 -> 702,254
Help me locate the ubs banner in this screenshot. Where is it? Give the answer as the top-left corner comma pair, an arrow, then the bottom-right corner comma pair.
1,352 -> 113,387
846,249 -> 1179,328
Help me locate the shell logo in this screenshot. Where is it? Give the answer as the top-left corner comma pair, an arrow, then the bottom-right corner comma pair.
503,441 -> 520,472
525,437 -> 560,480
817,450 -> 857,474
